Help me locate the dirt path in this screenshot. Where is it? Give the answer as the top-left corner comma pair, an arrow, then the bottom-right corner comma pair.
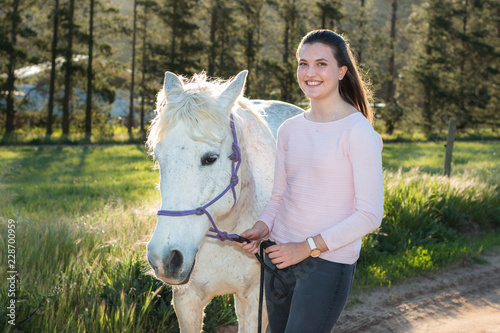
336,249 -> 500,333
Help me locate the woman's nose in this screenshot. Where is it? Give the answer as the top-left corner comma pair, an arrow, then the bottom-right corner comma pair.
306,66 -> 316,77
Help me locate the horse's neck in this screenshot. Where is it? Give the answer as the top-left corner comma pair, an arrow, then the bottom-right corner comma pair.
224,109 -> 276,232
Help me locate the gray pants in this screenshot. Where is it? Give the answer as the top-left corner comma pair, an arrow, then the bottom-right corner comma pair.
264,253 -> 356,333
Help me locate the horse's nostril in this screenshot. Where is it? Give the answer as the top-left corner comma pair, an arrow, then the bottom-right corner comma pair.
165,249 -> 183,276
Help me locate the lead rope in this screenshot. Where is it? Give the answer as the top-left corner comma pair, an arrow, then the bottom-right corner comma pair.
258,243 -> 265,333
233,237 -> 289,333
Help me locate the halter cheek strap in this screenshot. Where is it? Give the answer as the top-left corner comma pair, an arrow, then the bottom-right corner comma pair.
156,114 -> 242,241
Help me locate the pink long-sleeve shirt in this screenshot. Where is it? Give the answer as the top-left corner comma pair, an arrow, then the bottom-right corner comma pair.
259,112 -> 384,264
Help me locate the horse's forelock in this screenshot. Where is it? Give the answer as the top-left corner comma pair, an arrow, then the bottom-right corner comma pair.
146,72 -> 268,157
146,74 -> 231,156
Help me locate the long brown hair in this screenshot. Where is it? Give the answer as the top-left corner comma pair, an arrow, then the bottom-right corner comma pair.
297,29 -> 373,123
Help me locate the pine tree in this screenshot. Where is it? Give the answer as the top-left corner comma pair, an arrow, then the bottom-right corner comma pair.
82,0 -> 125,139
236,0 -> 264,95
316,0 -> 343,30
128,0 -> 137,136
449,0 -> 499,129
62,0 -> 75,136
4,0 -> 21,135
267,0 -> 301,103
381,0 -> 402,134
405,0 -> 499,135
207,0 -> 220,77
46,0 -> 60,137
84,0 -> 94,139
356,0 -> 367,63
1,0 -> 43,136
153,0 -> 203,75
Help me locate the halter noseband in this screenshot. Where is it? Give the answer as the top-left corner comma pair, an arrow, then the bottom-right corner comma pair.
156,114 -> 242,242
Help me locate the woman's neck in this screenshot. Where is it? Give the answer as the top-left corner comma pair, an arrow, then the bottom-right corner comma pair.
308,94 -> 356,122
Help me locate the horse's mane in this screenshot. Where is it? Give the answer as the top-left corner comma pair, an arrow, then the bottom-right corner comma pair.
146,72 -> 265,156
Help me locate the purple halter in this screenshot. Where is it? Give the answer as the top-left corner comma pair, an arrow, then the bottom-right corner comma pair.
156,114 -> 242,242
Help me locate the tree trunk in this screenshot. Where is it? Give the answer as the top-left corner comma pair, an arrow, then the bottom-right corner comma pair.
245,28 -> 252,95
281,0 -> 297,103
237,0 -> 263,94
208,2 -> 217,77
85,0 -> 95,139
282,5 -> 290,102
46,0 -> 59,136
170,1 -> 177,69
283,15 -> 289,64
5,0 -> 21,134
497,7 -> 500,38
62,0 -> 76,136
140,3 -> 148,134
357,0 -> 366,63
255,5 -> 261,94
384,0 -> 397,134
128,0 -> 137,136
220,23 -> 225,72
423,25 -> 433,136
386,0 -> 397,103
458,0 -> 469,128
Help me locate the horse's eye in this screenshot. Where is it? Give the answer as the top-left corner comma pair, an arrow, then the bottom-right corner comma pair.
201,153 -> 219,166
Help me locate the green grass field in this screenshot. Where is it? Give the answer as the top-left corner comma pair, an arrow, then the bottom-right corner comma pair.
0,141 -> 499,332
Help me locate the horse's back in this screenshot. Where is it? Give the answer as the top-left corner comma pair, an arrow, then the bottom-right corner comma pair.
250,100 -> 304,138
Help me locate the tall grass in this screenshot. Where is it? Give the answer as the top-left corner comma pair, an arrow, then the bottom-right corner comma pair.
0,146 -> 234,332
1,126 -> 147,146
357,168 -> 500,289
0,142 -> 499,331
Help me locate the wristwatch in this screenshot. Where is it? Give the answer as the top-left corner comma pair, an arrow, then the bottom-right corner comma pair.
306,237 -> 321,258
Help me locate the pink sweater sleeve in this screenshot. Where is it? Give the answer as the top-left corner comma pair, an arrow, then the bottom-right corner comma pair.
320,121 -> 384,251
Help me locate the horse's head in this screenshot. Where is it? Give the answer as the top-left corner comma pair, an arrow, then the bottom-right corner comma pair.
146,71 -> 248,285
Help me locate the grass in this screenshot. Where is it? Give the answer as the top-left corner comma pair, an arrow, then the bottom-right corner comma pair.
0,141 -> 499,332
356,232 -> 500,289
0,126 -> 147,146
377,127 -> 500,143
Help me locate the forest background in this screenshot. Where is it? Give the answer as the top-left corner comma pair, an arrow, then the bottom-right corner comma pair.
0,0 -> 499,143
1,1 -> 499,331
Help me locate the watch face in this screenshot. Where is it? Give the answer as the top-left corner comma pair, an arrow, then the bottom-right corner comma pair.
311,249 -> 321,257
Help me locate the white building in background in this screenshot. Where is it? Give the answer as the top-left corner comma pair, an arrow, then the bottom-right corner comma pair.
1,56 -> 157,122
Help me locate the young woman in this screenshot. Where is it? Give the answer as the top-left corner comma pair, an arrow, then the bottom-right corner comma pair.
235,29 -> 384,332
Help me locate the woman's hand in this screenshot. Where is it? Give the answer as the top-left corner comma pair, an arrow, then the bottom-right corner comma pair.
265,241 -> 311,269
233,221 -> 269,255
267,235 -> 328,269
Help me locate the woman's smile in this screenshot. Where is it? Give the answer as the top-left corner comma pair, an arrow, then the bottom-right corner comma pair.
306,80 -> 322,86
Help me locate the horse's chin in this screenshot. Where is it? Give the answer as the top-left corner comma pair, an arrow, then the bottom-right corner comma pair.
161,258 -> 196,285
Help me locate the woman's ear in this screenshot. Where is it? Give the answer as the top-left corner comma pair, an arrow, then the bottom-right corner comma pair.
339,66 -> 348,80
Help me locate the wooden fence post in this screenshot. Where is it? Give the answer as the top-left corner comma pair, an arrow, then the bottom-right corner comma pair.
444,118 -> 457,177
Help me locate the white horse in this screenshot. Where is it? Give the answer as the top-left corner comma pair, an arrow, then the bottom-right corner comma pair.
146,70 -> 303,332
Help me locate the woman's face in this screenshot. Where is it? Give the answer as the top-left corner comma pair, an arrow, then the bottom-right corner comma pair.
297,42 -> 346,102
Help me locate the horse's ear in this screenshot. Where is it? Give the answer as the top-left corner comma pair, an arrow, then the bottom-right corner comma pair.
218,70 -> 248,111
163,71 -> 184,98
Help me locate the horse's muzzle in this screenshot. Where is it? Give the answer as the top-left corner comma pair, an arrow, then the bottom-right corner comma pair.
147,248 -> 195,285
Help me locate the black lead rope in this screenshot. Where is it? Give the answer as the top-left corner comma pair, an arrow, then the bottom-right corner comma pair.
233,236 -> 290,333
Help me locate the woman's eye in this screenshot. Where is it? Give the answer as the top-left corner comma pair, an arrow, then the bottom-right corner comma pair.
201,154 -> 219,166
318,62 -> 327,66
299,62 -> 307,67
